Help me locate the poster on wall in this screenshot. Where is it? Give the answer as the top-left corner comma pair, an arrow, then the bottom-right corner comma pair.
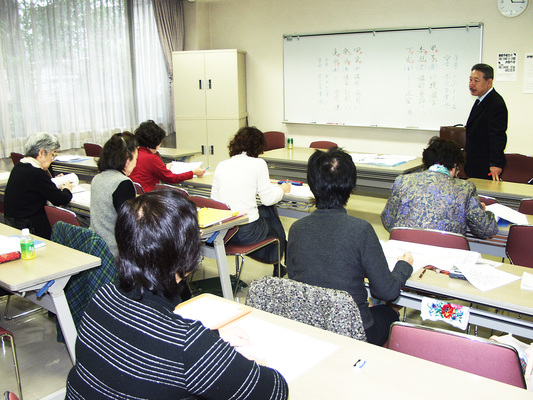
524,54 -> 533,94
497,52 -> 517,82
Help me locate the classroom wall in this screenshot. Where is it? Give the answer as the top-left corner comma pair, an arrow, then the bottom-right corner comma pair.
183,0 -> 533,157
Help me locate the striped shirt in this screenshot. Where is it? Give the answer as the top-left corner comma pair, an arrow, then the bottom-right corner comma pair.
66,284 -> 288,399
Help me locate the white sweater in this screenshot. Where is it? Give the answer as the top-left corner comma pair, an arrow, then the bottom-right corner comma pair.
211,153 -> 284,223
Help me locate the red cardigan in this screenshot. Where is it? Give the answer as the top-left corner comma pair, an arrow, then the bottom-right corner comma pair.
129,147 -> 193,192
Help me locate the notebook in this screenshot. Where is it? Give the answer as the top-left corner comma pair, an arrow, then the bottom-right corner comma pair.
197,207 -> 241,228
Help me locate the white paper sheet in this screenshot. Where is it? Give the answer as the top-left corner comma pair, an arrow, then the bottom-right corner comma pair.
485,203 -> 529,225
271,184 -> 314,199
71,190 -> 91,206
230,316 -> 338,382
51,173 -> 79,189
381,240 -> 481,272
170,161 -> 202,175
455,263 -> 521,292
0,171 -> 10,181
521,272 -> 533,291
54,155 -> 89,162
350,153 -> 416,167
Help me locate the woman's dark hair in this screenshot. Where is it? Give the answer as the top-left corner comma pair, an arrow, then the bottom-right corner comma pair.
135,120 -> 166,149
422,136 -> 465,170
307,147 -> 357,209
98,132 -> 138,172
228,126 -> 268,158
115,189 -> 201,299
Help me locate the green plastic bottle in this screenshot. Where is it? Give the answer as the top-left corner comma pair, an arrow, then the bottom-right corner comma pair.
20,228 -> 36,260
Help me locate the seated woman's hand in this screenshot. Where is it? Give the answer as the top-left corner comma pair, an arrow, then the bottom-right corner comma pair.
397,252 -> 413,265
280,182 -> 291,193
193,167 -> 206,177
62,181 -> 73,191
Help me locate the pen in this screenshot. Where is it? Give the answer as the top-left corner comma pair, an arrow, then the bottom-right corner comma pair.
205,166 -> 209,171
418,269 -> 426,280
353,359 -> 361,367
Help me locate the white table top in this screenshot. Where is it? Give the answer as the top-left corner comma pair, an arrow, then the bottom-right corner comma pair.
194,294 -> 532,399
0,223 -> 101,291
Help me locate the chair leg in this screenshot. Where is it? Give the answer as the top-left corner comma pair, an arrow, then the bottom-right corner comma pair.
233,255 -> 245,299
4,295 -> 42,321
1,332 -> 23,400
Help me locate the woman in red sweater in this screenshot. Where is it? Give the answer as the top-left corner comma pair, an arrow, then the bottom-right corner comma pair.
130,120 -> 205,192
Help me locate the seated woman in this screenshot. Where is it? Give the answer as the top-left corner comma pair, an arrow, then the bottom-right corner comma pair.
4,132 -> 72,239
129,120 -> 205,192
90,132 -> 138,257
65,189 -> 289,399
287,148 -> 413,346
381,137 -> 498,239
211,126 -> 291,277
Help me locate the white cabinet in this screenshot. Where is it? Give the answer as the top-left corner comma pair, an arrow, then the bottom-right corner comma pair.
173,50 -> 247,167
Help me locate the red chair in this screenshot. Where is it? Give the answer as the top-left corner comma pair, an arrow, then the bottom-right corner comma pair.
264,131 -> 286,151
478,195 -> 498,206
309,141 -> 337,149
518,198 -> 533,215
153,183 -> 188,197
0,327 -> 23,400
500,153 -> 533,184
388,322 -> 526,388
133,182 -> 145,195
189,195 -> 280,298
45,205 -> 81,229
10,152 -> 23,166
83,142 -> 103,157
505,224 -> 533,268
389,227 -> 470,251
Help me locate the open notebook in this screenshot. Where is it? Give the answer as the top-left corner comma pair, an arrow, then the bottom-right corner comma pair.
174,294 -> 252,330
197,207 -> 242,228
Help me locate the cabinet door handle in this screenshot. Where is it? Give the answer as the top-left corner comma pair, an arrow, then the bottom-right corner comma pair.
201,145 -> 206,155
209,145 -> 214,155
199,79 -> 203,90
208,79 -> 212,89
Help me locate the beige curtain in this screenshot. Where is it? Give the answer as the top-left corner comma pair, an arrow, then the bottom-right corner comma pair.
152,0 -> 185,80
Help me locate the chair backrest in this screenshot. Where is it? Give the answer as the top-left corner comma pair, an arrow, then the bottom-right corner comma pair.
500,153 -> 533,184
309,140 -> 337,149
153,183 -> 188,197
478,195 -> 499,206
518,198 -> 533,215
133,182 -> 145,195
388,322 -> 526,388
264,131 -> 286,151
390,227 -> 470,251
245,276 -> 367,341
51,221 -> 117,341
505,224 -> 533,268
45,205 -> 81,229
439,126 -> 466,150
10,152 -> 23,166
83,142 -> 103,157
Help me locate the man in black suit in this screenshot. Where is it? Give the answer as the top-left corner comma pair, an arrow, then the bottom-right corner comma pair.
465,63 -> 508,181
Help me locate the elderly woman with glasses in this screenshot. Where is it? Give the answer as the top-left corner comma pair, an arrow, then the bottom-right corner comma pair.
4,132 -> 73,239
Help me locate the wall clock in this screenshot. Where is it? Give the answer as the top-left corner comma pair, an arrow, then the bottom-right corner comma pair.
498,0 -> 528,17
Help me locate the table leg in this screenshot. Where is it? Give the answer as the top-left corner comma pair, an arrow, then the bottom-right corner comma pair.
200,229 -> 233,300
47,277 -> 77,363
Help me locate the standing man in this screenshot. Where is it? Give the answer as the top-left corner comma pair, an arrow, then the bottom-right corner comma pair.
465,63 -> 508,181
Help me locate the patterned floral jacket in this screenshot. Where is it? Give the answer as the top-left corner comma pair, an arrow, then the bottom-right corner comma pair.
381,170 -> 498,239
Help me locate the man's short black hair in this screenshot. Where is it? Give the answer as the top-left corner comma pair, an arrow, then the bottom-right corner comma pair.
307,147 -> 357,209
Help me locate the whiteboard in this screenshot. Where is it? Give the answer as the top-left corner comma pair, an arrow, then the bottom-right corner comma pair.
283,25 -> 483,130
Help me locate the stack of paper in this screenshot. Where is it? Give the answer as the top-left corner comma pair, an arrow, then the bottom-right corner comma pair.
197,207 -> 240,228
486,203 -> 529,225
170,161 -> 202,175
54,155 -> 88,162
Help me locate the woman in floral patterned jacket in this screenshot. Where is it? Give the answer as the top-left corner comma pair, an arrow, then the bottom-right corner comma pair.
381,137 -> 498,239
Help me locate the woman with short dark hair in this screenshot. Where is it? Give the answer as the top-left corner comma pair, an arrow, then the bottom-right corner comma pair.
381,136 -> 498,238
287,148 -> 413,346
90,132 -> 138,257
211,126 -> 291,276
4,132 -> 72,239
66,190 -> 289,399
129,120 -> 205,192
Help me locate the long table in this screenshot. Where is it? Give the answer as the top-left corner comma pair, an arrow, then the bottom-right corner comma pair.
51,147 -> 200,182
0,223 -> 101,363
397,256 -> 533,339
470,178 -> 533,210
186,294 -> 532,399
261,147 -> 423,196
177,174 -> 316,219
67,185 -> 248,300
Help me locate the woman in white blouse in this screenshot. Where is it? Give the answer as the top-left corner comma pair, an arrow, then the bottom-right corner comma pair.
212,127 -> 291,276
